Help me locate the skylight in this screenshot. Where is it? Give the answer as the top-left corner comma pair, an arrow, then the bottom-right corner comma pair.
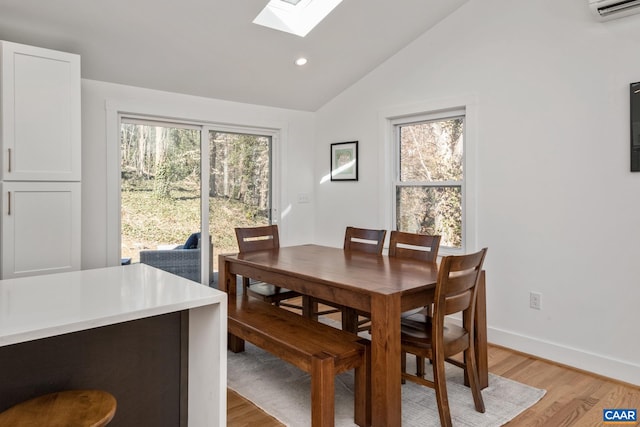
253,0 -> 344,37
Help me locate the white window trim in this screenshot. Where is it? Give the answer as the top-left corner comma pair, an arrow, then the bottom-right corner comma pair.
378,95 -> 478,255
105,100 -> 285,278
392,110 -> 466,251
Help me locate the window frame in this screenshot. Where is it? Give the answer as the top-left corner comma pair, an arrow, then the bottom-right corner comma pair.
392,110 -> 466,252
379,97 -> 478,256
105,100 -> 285,281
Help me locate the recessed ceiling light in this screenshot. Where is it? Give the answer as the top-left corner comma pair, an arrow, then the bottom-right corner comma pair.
294,57 -> 308,66
254,0 -> 344,37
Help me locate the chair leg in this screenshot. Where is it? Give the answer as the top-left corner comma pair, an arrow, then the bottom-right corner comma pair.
302,296 -> 315,319
462,349 -> 470,387
416,356 -> 425,377
311,352 -> 335,427
342,308 -> 359,333
464,345 -> 485,413
433,354 -> 453,427
401,351 -> 407,385
242,277 -> 251,296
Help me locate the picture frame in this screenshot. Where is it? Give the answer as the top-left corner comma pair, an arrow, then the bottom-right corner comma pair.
330,141 -> 358,181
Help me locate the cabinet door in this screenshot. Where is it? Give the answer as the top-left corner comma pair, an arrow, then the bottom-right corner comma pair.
1,41 -> 81,181
1,182 -> 81,278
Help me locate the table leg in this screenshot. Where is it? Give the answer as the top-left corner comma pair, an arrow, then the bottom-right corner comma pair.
217,254 -> 236,295
218,255 -> 245,353
475,270 -> 488,389
370,293 -> 401,427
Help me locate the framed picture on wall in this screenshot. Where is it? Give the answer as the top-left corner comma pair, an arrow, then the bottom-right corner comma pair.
631,81 -> 640,171
330,141 -> 358,181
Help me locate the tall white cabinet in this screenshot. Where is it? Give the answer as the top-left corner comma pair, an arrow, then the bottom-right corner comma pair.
0,41 -> 81,278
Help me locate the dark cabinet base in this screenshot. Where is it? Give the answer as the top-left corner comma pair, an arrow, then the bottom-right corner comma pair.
0,312 -> 187,427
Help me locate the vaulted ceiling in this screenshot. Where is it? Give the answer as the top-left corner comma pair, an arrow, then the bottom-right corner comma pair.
0,0 -> 467,111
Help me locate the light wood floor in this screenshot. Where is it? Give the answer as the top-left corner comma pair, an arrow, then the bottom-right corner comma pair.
227,307 -> 640,427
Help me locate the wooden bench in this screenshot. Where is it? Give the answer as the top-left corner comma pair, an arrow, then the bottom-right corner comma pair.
228,295 -> 370,427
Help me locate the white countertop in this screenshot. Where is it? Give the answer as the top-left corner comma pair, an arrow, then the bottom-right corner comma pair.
0,263 -> 227,347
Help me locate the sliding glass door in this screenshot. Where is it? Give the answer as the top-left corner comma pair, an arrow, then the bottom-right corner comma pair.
119,117 -> 273,285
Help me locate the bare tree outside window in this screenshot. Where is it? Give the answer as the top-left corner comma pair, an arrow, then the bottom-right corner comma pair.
120,121 -> 272,269
120,122 -> 201,262
209,131 -> 271,261
396,116 -> 464,248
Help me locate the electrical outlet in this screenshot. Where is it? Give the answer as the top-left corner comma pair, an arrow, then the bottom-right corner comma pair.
529,292 -> 542,310
297,193 -> 311,204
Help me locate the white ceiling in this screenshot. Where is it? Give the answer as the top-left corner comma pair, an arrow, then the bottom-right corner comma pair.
0,0 -> 467,111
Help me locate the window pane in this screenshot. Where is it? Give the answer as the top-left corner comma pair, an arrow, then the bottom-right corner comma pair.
399,118 -> 463,182
209,131 -> 271,271
396,186 -> 462,248
120,123 -> 201,268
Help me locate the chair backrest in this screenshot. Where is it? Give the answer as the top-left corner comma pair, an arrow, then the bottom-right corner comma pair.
388,231 -> 441,262
433,248 -> 487,330
235,225 -> 280,253
343,226 -> 386,254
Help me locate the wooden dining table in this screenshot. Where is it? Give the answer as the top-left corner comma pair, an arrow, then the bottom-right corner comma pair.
218,244 -> 488,427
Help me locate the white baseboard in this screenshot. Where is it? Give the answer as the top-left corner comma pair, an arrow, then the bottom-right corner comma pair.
488,326 -> 640,387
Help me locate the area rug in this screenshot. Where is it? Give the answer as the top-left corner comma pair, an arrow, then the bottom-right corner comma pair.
227,342 -> 546,426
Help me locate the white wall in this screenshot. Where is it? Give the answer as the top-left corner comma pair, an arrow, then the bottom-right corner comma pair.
81,79 -> 316,270
314,0 -> 640,385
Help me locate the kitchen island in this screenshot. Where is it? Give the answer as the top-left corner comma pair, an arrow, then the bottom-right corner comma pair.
0,263 -> 227,426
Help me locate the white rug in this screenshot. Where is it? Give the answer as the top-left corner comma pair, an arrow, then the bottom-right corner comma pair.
228,342 -> 546,426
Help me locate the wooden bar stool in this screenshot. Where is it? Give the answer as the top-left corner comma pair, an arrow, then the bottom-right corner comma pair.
0,389 -> 116,427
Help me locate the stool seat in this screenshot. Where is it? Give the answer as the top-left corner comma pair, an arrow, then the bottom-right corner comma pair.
0,390 -> 116,427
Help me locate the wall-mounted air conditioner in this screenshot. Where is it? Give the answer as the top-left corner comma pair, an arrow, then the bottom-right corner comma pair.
590,0 -> 640,21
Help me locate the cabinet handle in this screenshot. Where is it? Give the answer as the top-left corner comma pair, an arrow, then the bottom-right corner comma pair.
7,191 -> 10,216
7,148 -> 11,173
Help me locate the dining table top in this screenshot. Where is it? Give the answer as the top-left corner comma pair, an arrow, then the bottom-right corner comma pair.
229,243 -> 439,296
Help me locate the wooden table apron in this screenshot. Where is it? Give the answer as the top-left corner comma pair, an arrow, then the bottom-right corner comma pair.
219,244 -> 488,427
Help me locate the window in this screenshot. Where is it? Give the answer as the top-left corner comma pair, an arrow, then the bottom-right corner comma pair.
393,111 -> 465,250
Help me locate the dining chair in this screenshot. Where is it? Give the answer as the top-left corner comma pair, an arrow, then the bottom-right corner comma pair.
355,230 -> 442,335
338,226 -> 387,332
390,231 -> 442,375
388,230 -> 441,262
234,225 -> 304,313
343,226 -> 386,254
400,248 -> 488,427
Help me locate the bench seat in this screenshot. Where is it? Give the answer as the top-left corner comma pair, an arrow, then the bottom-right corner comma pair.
228,295 -> 370,427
